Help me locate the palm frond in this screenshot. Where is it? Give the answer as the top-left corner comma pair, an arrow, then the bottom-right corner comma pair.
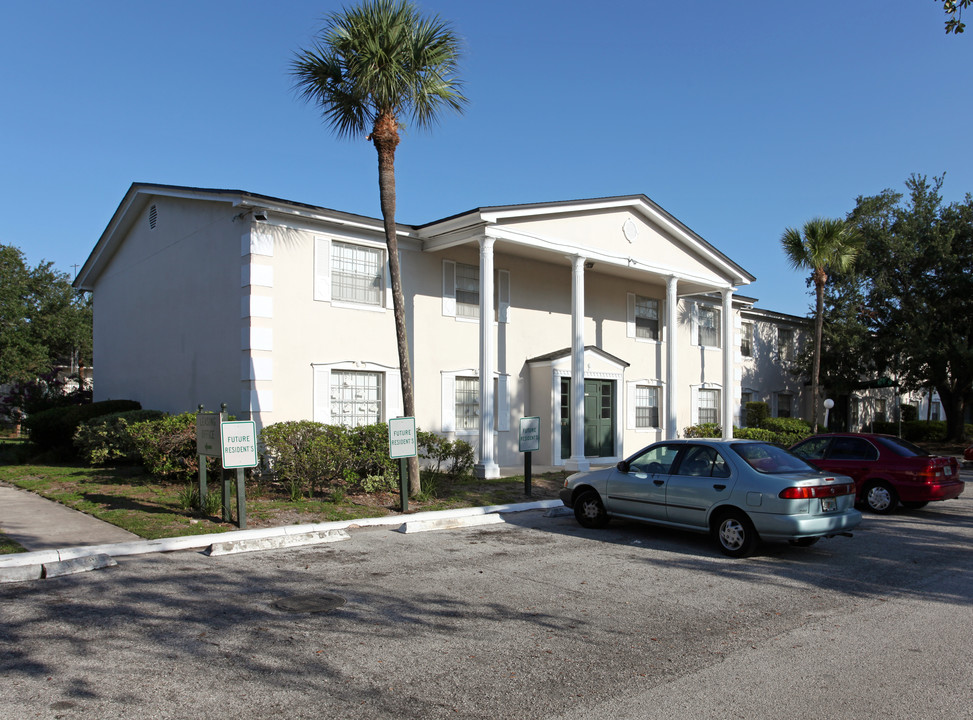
290,0 -> 467,140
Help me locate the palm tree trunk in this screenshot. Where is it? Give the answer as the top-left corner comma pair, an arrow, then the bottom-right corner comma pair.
812,280 -> 825,432
372,112 -> 421,496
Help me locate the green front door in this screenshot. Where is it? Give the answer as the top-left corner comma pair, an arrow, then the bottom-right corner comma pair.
561,378 -> 615,459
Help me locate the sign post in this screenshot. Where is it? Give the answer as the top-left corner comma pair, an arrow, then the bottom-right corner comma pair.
519,417 -> 541,496
388,417 -> 417,513
195,406 -> 223,511
220,419 -> 258,529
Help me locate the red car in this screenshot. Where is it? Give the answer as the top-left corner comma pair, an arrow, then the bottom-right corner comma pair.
790,433 -> 964,514
965,446 -> 973,463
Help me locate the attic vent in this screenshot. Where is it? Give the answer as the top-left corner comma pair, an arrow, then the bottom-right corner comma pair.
149,204 -> 158,230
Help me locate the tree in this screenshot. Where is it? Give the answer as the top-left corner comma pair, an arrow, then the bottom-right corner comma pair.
781,219 -> 862,431
291,0 -> 467,494
0,244 -> 92,386
941,0 -> 971,34
841,174 -> 973,442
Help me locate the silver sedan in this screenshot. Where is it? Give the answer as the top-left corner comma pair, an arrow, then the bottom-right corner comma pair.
559,439 -> 862,557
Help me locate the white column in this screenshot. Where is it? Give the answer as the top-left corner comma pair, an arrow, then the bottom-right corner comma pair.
666,276 -> 678,439
566,256 -> 589,472
475,236 -> 499,479
722,288 -> 735,441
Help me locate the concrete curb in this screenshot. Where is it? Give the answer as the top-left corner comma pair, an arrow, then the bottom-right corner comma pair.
397,512 -> 506,534
205,529 -> 351,556
0,499 -> 565,579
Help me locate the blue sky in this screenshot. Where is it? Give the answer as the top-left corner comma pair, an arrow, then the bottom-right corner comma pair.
2,0 -> 970,317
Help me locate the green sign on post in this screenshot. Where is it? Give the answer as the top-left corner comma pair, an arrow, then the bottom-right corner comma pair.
219,420 -> 257,529
519,417 -> 541,496
388,417 -> 417,513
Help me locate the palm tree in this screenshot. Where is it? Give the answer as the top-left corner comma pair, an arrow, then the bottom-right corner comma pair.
292,0 -> 467,495
781,218 -> 863,431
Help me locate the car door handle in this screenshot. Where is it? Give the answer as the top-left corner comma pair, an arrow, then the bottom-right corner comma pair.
713,484 -> 726,491
653,480 -> 665,486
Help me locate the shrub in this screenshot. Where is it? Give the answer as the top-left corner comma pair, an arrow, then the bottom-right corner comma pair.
24,399 -> 141,454
418,431 -> 475,478
260,421 -> 353,499
347,423 -> 398,489
899,404 -> 919,422
744,401 -> 770,429
129,412 -> 213,483
683,423 -> 722,438
732,427 -> 777,442
73,409 -> 165,465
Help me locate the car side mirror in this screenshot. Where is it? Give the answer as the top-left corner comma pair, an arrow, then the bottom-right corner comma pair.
616,460 -> 630,473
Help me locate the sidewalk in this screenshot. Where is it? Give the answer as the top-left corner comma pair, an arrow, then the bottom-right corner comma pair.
0,482 -> 140,550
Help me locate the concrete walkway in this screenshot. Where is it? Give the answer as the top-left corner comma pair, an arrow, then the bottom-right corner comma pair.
0,482 -> 140,550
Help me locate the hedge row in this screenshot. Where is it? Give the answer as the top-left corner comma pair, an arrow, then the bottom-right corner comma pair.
24,399 -> 142,453
683,414 -> 813,447
259,421 -> 474,500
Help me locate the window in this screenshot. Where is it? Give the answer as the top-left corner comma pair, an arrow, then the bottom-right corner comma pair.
778,327 -> 795,361
741,323 -> 754,357
635,296 -> 659,340
875,399 -> 887,424
676,445 -> 730,478
697,305 -> 720,347
629,444 -> 681,474
455,263 -> 479,318
442,261 -> 510,322
332,241 -> 383,305
829,437 -> 878,461
698,389 -> 720,425
635,385 -> 660,428
330,370 -> 382,427
455,376 -> 479,431
776,392 -> 792,418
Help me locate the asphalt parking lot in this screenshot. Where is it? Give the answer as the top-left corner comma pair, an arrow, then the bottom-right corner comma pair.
2,476 -> 971,720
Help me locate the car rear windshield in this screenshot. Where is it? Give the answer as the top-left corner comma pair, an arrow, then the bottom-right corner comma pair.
875,436 -> 931,457
731,442 -> 817,474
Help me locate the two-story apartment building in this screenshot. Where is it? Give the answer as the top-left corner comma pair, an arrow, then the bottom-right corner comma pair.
75,183 -> 814,476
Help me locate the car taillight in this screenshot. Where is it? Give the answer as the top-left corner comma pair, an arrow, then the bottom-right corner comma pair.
918,459 -> 949,482
779,481 -> 856,499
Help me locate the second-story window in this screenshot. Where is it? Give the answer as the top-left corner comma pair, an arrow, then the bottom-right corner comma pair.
741,322 -> 754,357
635,296 -> 660,340
697,305 -> 720,348
778,327 -> 795,361
332,241 -> 383,305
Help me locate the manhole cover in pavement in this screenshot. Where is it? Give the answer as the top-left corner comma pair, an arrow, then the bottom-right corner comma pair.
273,593 -> 346,613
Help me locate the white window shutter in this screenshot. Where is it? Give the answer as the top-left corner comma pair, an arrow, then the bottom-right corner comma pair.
314,238 -> 331,302
385,252 -> 394,310
313,366 -> 331,423
386,370 -> 402,419
497,269 -> 510,323
691,386 -> 699,425
626,293 -> 636,339
442,374 -> 456,432
496,375 -> 509,431
626,381 -> 636,429
442,260 -> 456,317
690,302 -> 699,346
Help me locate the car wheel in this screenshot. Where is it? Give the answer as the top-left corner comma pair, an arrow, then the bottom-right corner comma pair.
788,537 -> 820,547
863,481 -> 898,514
713,510 -> 759,558
574,490 -> 609,529
901,501 -> 928,510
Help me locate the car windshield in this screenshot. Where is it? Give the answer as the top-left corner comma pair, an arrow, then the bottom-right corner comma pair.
731,442 -> 817,474
875,436 -> 931,457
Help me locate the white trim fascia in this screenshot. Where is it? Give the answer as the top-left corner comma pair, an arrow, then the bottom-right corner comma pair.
484,225 -> 735,292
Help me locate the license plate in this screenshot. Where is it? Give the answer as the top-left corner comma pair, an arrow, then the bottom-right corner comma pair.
821,497 -> 837,512
945,466 -> 952,476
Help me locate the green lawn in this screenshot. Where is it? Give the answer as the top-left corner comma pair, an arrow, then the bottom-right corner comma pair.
0,451 -> 565,549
